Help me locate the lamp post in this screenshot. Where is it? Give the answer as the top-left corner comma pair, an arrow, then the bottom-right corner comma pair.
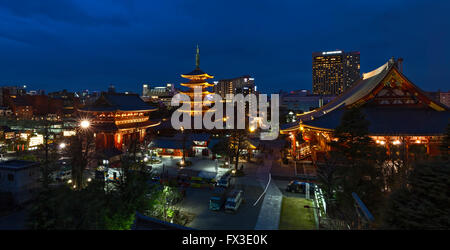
181,126 -> 186,166
75,119 -> 91,190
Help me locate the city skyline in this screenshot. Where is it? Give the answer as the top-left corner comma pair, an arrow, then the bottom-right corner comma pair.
0,1 -> 449,234
0,0 -> 449,95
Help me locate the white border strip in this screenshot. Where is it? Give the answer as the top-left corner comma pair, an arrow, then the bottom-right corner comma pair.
253,173 -> 271,206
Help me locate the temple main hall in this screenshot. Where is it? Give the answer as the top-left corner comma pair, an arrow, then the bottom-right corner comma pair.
79,92 -> 159,155
281,58 -> 450,163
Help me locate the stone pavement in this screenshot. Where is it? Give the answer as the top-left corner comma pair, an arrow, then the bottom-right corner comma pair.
254,150 -> 283,230
148,156 -> 229,178
271,159 -> 296,179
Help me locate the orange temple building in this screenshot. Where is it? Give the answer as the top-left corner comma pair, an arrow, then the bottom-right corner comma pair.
79,93 -> 159,153
179,45 -> 215,117
281,58 -> 450,162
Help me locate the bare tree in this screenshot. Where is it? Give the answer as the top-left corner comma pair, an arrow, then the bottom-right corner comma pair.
69,126 -> 95,190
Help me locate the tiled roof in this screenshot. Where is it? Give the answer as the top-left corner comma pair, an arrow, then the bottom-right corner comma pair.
282,58 -> 450,135
0,160 -> 39,170
81,93 -> 157,112
189,133 -> 210,141
150,137 -> 193,149
182,68 -> 209,76
304,106 -> 450,135
297,61 -> 392,122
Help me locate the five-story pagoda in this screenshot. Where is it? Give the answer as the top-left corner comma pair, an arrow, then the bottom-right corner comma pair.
179,45 -> 215,117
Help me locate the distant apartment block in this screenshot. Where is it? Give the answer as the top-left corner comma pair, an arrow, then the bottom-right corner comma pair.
213,75 -> 258,115
280,89 -> 336,113
142,83 -> 176,106
312,50 -> 360,95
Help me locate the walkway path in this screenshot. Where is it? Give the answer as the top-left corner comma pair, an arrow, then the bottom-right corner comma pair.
254,149 -> 283,230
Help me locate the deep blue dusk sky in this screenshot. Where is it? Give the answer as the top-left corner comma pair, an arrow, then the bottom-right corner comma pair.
0,0 -> 449,94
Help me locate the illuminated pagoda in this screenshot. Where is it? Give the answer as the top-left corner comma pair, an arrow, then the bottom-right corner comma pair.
79,93 -> 159,154
179,45 -> 215,117
281,58 -> 450,161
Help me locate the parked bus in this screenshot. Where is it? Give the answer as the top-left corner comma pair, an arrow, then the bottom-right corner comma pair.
224,189 -> 243,213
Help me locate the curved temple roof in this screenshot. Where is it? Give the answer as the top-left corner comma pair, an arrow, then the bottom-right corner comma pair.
80,93 -> 157,112
281,58 -> 450,135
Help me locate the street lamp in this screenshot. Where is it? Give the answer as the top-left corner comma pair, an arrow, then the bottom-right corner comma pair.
59,142 -> 66,149
80,120 -> 90,129
180,126 -> 186,166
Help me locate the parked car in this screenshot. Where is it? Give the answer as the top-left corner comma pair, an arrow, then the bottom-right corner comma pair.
209,187 -> 227,211
216,171 -> 232,188
286,180 -> 315,196
287,180 -> 307,192
54,166 -> 71,182
224,189 -> 244,213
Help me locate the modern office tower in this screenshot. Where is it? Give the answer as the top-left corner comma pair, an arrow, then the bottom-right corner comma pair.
312,50 -> 360,95
143,84 -> 150,97
213,75 -> 256,99
213,75 -> 258,116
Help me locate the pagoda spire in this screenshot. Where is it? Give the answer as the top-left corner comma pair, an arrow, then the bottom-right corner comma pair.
196,44 -> 200,69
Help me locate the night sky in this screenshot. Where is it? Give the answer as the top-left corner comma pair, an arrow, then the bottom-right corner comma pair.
0,0 -> 449,95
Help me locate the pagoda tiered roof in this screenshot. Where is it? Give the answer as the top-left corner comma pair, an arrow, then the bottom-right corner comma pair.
181,69 -> 214,79
178,46 -> 215,117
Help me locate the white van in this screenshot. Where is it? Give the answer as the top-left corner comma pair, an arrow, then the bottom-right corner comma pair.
224,189 -> 243,213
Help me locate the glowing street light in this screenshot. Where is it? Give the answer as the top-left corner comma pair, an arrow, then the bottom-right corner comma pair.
59,142 -> 66,149
80,120 -> 90,129
249,126 -> 256,133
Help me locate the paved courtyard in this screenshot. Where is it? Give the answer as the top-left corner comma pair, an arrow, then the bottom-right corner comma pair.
147,156 -> 230,179
144,145 -> 302,230
148,156 -> 266,229
179,180 -> 263,230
